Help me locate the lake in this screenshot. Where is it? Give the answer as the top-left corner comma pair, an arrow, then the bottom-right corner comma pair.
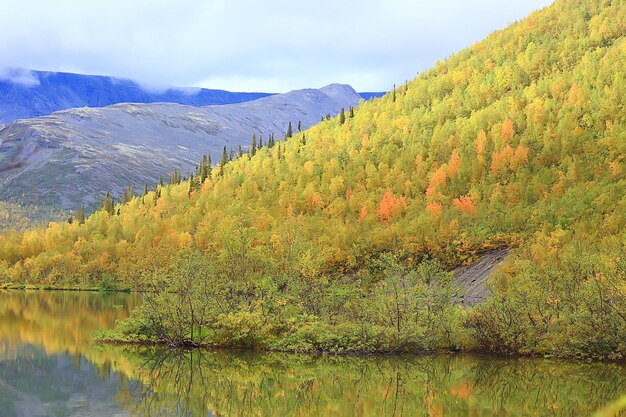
0,290 -> 624,416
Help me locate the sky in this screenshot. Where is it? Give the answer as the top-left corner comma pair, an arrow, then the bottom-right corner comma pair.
0,0 -> 554,93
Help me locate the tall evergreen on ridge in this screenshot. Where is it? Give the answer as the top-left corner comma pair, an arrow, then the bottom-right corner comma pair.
75,205 -> 85,225
220,146 -> 228,175
250,134 -> 257,156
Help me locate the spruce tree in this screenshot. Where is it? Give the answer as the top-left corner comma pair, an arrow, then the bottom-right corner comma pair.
220,146 -> 228,175
122,185 -> 133,204
339,108 -> 346,125
286,121 -> 293,138
349,106 -> 354,118
104,192 -> 114,215
297,120 -> 302,132
76,205 -> 85,225
250,134 -> 257,156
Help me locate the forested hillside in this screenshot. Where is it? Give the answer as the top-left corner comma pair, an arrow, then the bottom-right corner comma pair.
0,84 -> 359,212
1,0 -> 625,358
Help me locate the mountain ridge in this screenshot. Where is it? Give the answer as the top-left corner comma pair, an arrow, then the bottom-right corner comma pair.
0,69 -> 384,124
0,84 -> 361,212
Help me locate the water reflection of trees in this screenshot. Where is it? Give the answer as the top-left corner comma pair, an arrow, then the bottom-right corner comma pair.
117,349 -> 626,417
0,290 -> 138,357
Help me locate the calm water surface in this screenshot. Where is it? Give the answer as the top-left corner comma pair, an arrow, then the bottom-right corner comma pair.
0,290 -> 624,417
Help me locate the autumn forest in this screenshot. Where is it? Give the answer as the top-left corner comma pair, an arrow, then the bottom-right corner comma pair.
0,0 -> 625,365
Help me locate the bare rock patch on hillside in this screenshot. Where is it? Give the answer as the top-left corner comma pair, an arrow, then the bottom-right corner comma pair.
454,248 -> 509,306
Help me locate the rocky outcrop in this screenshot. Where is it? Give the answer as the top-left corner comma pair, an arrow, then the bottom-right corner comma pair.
454,249 -> 509,306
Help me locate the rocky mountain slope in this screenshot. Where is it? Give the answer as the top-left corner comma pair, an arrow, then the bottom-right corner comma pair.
0,84 -> 361,210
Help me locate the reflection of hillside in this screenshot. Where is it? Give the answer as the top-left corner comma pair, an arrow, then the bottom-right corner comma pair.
0,290 -> 140,372
115,350 -> 626,417
1,292 -> 624,417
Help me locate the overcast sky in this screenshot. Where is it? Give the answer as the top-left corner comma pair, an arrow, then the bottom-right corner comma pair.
0,0 -> 553,92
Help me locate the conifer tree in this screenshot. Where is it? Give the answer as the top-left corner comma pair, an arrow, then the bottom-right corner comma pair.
349,106 -> 354,118
170,169 -> 181,185
220,146 -> 228,175
188,174 -> 194,198
153,185 -> 159,205
104,192 -> 114,215
75,205 -> 85,225
339,108 -> 346,125
286,121 -> 293,138
250,134 -> 257,156
122,185 -> 134,204
297,120 -> 302,132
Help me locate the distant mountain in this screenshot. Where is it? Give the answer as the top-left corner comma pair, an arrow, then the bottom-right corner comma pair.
0,69 -> 273,124
0,69 -> 382,124
0,84 -> 361,211
358,92 -> 387,100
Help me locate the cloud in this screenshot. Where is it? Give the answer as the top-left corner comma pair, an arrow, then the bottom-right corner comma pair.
0,0 -> 554,92
0,68 -> 40,87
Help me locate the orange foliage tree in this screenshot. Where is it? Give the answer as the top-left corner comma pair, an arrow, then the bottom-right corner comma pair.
453,196 -> 476,214
501,117 -> 515,142
376,192 -> 407,222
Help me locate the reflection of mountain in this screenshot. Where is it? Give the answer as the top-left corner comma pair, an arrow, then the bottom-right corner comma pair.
0,291 -> 141,417
0,348 -> 130,417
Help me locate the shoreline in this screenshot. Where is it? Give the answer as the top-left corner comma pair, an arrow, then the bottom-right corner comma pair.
0,283 -> 131,292
93,335 -> 626,364
4,287 -> 624,363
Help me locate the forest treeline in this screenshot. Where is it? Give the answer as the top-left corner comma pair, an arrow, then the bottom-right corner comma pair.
1,0 -> 625,358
